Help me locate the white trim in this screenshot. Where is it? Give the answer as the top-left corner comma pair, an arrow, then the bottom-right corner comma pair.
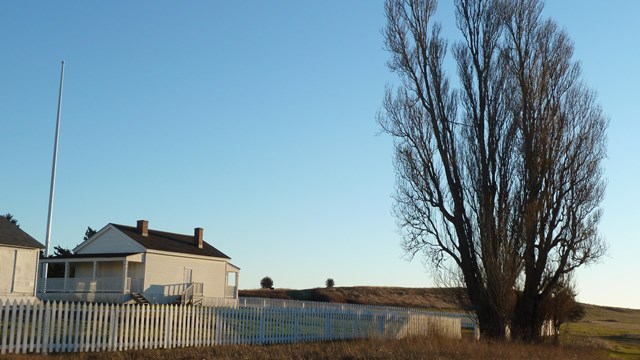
40,253 -> 144,264
144,249 -> 230,262
34,250 -> 40,296
71,224 -> 113,253
0,243 -> 43,251
73,225 -> 147,254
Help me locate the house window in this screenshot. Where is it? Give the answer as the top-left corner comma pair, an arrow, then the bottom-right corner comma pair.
227,272 -> 237,287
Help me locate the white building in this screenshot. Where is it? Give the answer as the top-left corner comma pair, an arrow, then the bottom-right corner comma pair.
38,220 -> 239,306
0,217 -> 44,302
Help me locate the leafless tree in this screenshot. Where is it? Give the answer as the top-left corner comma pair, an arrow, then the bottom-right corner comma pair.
379,0 -> 607,341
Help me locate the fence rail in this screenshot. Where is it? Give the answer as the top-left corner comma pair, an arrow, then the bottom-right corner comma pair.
0,298 -> 460,354
239,296 -> 476,329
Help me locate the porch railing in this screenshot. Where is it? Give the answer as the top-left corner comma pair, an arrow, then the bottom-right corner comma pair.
179,282 -> 204,305
226,285 -> 237,298
38,277 -> 135,293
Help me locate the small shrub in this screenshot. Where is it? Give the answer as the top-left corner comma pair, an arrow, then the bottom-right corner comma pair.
260,276 -> 274,289
326,278 -> 335,288
568,302 -> 586,322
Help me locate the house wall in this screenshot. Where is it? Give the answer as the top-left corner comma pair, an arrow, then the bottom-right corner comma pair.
0,245 -> 39,296
74,263 -> 93,278
128,262 -> 144,279
75,227 -> 145,254
143,252 -> 228,298
97,261 -> 124,277
73,261 -> 143,279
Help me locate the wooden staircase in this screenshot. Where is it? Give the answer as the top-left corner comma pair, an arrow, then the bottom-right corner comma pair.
131,292 -> 150,305
175,282 -> 204,305
174,296 -> 203,306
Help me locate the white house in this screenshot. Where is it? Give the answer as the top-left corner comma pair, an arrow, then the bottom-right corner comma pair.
0,217 -> 44,302
38,220 -> 239,306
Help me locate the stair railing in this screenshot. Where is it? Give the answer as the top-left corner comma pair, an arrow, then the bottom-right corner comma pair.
180,282 -> 204,305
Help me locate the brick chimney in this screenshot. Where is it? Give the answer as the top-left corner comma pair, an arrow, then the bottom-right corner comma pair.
137,220 -> 149,237
194,227 -> 204,249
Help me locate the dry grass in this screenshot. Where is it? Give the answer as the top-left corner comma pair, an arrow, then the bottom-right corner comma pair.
242,286 -> 640,358
239,286 -> 463,310
2,287 -> 632,359
1,336 -> 608,360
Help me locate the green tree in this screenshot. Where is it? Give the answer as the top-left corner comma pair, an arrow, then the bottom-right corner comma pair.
540,281 -> 585,344
380,0 -> 607,341
53,245 -> 73,257
2,213 -> 19,227
84,226 -> 97,241
260,276 -> 274,289
46,246 -> 74,278
326,278 -> 335,288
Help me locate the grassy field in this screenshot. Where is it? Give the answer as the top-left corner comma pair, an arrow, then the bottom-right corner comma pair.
242,286 -> 640,358
0,335 -> 609,360
561,304 -> 640,359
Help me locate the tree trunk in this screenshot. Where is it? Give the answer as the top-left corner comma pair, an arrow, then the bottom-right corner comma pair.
476,304 -> 509,340
511,295 -> 543,342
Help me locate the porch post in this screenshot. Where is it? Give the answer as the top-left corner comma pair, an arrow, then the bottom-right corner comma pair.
91,261 -> 97,293
224,262 -> 228,298
235,271 -> 239,299
63,262 -> 69,292
122,260 -> 129,293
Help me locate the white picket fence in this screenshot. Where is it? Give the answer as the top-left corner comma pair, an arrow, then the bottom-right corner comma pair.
239,296 -> 476,330
0,299 -> 460,354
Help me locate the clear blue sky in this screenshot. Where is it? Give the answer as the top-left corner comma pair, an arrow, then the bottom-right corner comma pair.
1,1 -> 638,309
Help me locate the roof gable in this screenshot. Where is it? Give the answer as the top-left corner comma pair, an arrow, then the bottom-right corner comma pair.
0,217 -> 44,249
73,225 -> 146,254
111,223 -> 230,259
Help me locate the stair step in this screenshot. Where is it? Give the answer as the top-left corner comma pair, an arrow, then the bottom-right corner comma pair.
132,293 -> 150,305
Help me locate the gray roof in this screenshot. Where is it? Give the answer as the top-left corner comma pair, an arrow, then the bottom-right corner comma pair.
0,217 -> 45,249
111,224 -> 231,259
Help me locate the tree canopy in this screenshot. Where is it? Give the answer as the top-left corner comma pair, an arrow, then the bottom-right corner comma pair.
380,0 -> 607,341
2,213 -> 19,227
260,276 -> 274,289
84,226 -> 97,241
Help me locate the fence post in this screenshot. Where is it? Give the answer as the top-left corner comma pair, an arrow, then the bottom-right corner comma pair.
294,308 -> 299,343
378,314 -> 385,338
324,308 -> 332,340
0,300 -> 6,355
15,300 -> 25,354
6,300 -> 17,354
259,307 -> 265,345
42,301 -> 51,354
26,302 -> 36,353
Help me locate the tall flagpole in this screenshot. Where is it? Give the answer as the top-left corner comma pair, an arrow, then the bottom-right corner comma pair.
44,61 -> 65,266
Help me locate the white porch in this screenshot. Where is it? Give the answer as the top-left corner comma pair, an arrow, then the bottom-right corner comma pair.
225,263 -> 240,299
38,253 -> 144,295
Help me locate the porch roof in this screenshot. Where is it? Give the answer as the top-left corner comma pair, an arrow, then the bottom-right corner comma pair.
40,252 -> 143,263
